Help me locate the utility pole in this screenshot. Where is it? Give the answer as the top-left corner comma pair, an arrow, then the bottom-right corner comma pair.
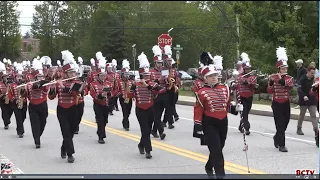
4,1 -> 7,57
236,13 -> 240,60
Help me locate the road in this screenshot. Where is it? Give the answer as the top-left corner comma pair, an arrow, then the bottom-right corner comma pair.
0,96 -> 318,176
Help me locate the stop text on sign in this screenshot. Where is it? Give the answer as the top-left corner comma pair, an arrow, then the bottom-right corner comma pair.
158,34 -> 172,48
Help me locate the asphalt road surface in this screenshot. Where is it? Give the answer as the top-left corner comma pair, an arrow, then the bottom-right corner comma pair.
0,96 -> 318,176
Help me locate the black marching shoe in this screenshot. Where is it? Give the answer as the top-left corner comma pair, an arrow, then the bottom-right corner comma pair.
174,117 -> 179,121
315,135 -> 319,147
273,136 -> 279,148
4,125 -> 9,130
35,144 -> 41,149
124,128 -> 129,131
205,167 -> 214,178
168,124 -> 175,129
160,133 -> 166,140
278,146 -> 288,152
74,131 -> 79,134
109,112 -> 114,116
245,130 -> 250,135
138,145 -> 145,154
238,125 -> 244,133
161,123 -> 167,128
61,150 -> 67,159
115,108 -> 119,111
296,128 -> 304,135
67,155 -> 75,163
145,152 -> 152,159
151,131 -> 159,138
98,138 -> 105,144
18,134 -> 24,138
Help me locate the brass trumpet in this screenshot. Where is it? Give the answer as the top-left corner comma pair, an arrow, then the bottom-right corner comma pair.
17,88 -> 24,109
4,86 -> 10,104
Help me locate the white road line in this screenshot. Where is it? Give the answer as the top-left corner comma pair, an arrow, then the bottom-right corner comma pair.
179,117 -> 315,144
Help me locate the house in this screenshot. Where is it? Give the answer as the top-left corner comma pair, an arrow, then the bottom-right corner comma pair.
20,37 -> 40,60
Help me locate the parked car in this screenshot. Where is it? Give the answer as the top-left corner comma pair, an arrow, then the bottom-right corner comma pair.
129,70 -> 140,80
187,68 -> 198,80
178,70 -> 192,80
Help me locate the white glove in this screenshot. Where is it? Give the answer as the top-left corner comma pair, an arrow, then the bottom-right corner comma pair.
197,131 -> 204,135
236,103 -> 243,112
231,101 -> 236,106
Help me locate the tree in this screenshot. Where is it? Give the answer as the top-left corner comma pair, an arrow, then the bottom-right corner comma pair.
0,1 -> 21,59
23,31 -> 31,39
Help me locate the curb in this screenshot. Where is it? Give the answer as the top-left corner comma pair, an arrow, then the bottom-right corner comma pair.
177,100 -> 315,122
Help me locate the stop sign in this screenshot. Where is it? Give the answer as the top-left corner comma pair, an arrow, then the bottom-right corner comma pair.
158,34 -> 173,48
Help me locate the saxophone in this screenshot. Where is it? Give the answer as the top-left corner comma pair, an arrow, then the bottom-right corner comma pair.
124,81 -> 130,104
4,85 -> 9,104
17,88 -> 24,109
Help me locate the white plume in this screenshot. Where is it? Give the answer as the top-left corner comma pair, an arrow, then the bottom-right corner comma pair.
3,58 -> 7,63
37,56 -> 40,60
171,59 -> 176,65
57,60 -> 61,67
152,45 -> 162,57
16,63 -> 24,75
40,56 -> 52,66
22,61 -> 27,67
138,52 -> 150,69
276,47 -> 288,62
122,59 -> 130,71
0,61 -> 6,74
90,58 -> 95,66
7,59 -> 11,65
32,59 -> 43,74
96,52 -> 103,60
78,57 -> 83,64
13,62 -> 17,67
111,59 -> 117,66
240,52 -> 251,67
164,45 -> 172,57
27,60 -> 31,66
98,57 -> 107,72
199,61 -> 204,68
207,52 -> 214,61
213,55 -> 223,71
61,50 -> 75,66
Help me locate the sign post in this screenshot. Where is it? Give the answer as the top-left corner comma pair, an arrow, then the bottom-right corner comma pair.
173,44 -> 183,69
132,44 -> 136,72
158,34 -> 173,53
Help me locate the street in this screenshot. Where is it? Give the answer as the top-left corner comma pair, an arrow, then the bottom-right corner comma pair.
0,96 -> 318,175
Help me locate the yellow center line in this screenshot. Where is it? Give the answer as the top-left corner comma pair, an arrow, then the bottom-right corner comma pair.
48,109 -> 267,174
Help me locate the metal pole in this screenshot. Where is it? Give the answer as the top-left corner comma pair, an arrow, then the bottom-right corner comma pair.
236,14 -> 240,59
132,44 -> 136,72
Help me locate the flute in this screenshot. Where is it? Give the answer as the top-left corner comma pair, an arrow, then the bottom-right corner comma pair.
42,76 -> 78,87
15,80 -> 42,89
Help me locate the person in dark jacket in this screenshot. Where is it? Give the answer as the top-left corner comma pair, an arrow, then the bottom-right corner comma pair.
296,65 -> 318,147
295,59 -> 307,84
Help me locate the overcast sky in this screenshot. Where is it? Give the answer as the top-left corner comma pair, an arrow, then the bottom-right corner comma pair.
17,1 -> 42,36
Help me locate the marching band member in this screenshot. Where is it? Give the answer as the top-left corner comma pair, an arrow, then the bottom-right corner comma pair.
150,45 -> 167,139
236,53 -> 257,135
117,59 -> 133,131
26,59 -> 50,148
267,47 -> 294,152
105,61 -> 119,116
127,52 -> 162,159
193,60 -> 240,178
48,50 -> 82,163
73,62 -> 88,134
0,61 -> 13,130
171,62 -> 181,121
161,45 -> 176,129
192,52 -> 214,94
89,57 -> 113,144
111,59 -> 120,112
7,63 -> 28,138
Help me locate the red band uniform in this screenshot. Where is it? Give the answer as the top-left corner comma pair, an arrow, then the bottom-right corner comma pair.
89,59 -> 113,144
26,60 -> 50,148
7,63 -> 28,138
48,51 -> 82,163
193,65 -> 238,178
236,53 -> 257,134
106,63 -> 119,115
127,52 -> 162,159
267,47 -> 294,152
0,63 -> 14,129
117,60 -> 133,131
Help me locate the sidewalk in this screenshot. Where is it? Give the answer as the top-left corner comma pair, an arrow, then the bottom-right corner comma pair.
177,96 -> 319,122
